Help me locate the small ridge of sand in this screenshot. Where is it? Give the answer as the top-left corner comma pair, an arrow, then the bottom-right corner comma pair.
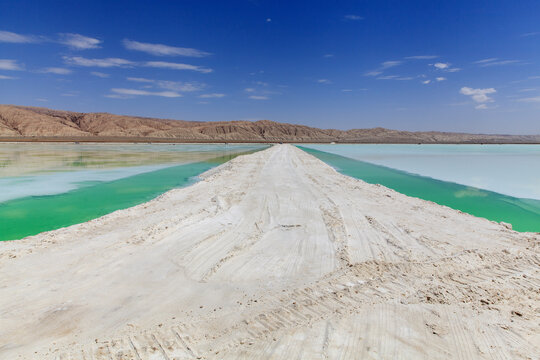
1,145 -> 538,359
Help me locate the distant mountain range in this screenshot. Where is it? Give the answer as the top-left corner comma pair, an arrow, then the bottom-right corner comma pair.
1,105 -> 539,143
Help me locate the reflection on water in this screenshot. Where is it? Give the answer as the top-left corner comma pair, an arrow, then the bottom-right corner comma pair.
0,143 -> 267,241
0,143 -> 265,177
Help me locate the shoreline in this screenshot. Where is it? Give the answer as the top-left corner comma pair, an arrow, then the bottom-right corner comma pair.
1,145 -> 538,359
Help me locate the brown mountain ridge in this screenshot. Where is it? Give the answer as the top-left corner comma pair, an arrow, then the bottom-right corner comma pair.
1,105 -> 539,143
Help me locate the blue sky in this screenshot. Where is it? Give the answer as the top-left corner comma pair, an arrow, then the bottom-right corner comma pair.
1,0 -> 539,134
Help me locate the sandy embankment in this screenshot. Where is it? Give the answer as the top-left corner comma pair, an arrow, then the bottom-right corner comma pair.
0,144 -> 538,359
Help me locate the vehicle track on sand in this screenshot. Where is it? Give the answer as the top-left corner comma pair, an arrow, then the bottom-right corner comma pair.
1,145 -> 538,359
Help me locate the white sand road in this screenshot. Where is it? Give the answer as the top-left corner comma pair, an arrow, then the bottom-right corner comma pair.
0,144 -> 539,359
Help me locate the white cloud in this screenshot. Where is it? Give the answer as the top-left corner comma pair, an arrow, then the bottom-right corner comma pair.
478,59 -> 520,67
517,96 -> 540,103
422,80 -> 431,84
365,61 -> 402,77
123,39 -> 210,57
520,32 -> 540,37
0,30 -> 42,43
364,70 -> 382,76
433,62 -> 449,69
266,18 -> 272,22
126,77 -> 204,92
64,56 -> 134,67
518,88 -> 536,92
405,55 -> 438,59
474,58 -> 498,64
344,15 -> 364,20
40,67 -> 72,75
460,87 -> 496,109
59,33 -> 101,49
382,60 -> 402,68
199,93 -> 225,98
249,95 -> 269,100
244,88 -> 256,92
126,77 -> 154,83
378,75 -> 413,80
432,62 -> 460,72
436,77 -> 446,81
0,59 -> 23,70
0,74 -> 16,79
110,88 -> 182,98
144,61 -> 213,73
91,71 -> 109,78
317,79 -> 331,84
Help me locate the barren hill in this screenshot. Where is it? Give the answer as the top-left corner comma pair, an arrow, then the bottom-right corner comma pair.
1,105 -> 539,143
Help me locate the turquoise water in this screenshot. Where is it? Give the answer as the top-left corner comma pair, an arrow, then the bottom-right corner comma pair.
300,146 -> 540,233
0,144 -> 266,241
302,144 -> 540,200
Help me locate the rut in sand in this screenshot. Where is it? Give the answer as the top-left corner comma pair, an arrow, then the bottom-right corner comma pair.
0,145 -> 538,359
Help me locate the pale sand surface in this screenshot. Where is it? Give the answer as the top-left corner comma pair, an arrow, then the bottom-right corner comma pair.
0,144 -> 539,359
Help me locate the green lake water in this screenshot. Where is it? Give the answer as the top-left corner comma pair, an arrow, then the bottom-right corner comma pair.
299,146 -> 540,233
0,149 -> 261,241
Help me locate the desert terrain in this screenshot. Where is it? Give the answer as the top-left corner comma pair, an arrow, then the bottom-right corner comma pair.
2,105 -> 539,143
0,145 -> 538,359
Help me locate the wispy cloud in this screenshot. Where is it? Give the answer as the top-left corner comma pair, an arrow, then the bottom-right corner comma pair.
520,32 -> 539,37
0,74 -> 16,79
61,91 -> 79,97
127,77 -> 204,92
517,96 -> 540,103
0,59 -> 23,70
377,75 -> 413,80
382,61 -> 402,68
199,93 -> 225,98
249,95 -> 269,100
475,58 -> 521,67
144,61 -> 213,73
64,56 -> 134,67
422,80 -> 431,84
108,88 -> 182,98
460,87 -> 496,109
91,71 -> 109,78
344,14 -> 364,20
59,33 -> 101,49
474,58 -> 498,64
436,77 -> 446,81
40,67 -> 72,75
405,55 -> 438,60
323,54 -> 334,58
123,39 -> 210,57
365,60 -> 402,77
317,79 -> 331,84
0,30 -> 43,43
